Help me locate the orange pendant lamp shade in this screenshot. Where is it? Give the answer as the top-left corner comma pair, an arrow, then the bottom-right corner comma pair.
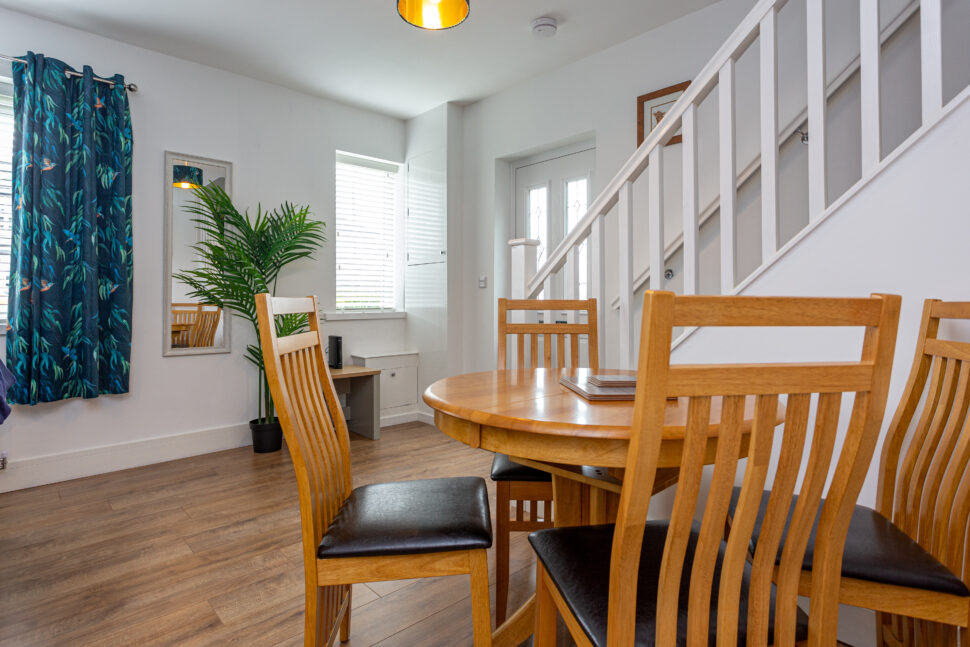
398,0 -> 469,30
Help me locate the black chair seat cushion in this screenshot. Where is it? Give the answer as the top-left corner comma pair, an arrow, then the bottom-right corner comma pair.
529,522 -> 808,646
729,488 -> 970,597
490,453 -> 552,482
318,477 -> 492,559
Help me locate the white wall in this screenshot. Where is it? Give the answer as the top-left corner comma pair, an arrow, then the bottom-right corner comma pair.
670,85 -> 970,647
405,104 -> 447,418
0,7 -> 406,491
404,102 -> 465,418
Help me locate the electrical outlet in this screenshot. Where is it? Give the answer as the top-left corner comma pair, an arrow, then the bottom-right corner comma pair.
0,451 -> 7,471
478,275 -> 487,289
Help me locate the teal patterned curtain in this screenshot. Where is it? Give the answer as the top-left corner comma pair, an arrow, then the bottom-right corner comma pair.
5,52 -> 133,404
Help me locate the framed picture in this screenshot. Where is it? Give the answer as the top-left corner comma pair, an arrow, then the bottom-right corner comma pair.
637,80 -> 691,146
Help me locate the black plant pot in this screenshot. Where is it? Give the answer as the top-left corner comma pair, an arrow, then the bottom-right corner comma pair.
250,417 -> 283,453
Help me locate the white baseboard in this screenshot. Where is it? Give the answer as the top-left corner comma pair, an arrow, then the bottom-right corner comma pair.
0,422 -> 252,493
379,411 -> 420,427
2,409 -> 442,493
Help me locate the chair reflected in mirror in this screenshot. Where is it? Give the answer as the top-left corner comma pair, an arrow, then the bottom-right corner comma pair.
170,302 -> 201,348
170,303 -> 221,349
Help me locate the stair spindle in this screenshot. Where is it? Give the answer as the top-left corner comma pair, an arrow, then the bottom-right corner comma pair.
807,0 -> 827,221
617,180 -> 635,369
719,59 -> 737,294
920,0 -> 943,123
682,103 -> 699,296
860,0 -> 881,175
648,146 -> 664,291
760,7 -> 779,259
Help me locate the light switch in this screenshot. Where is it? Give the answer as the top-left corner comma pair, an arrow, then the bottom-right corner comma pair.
478,275 -> 488,289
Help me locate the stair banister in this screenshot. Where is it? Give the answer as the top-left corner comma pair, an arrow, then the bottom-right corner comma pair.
526,0 -> 790,301
623,0 -> 918,299
513,0 -> 952,366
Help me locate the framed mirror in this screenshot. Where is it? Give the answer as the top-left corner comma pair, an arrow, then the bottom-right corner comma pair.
163,152 -> 232,356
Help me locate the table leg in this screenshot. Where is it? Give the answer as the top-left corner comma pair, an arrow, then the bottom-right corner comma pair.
551,475 -> 589,527
589,487 -> 621,524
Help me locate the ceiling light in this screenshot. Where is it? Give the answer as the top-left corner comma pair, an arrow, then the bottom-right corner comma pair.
398,0 -> 469,30
173,164 -> 203,190
531,17 -> 558,38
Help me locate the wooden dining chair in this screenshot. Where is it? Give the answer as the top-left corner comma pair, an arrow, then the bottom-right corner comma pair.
189,307 -> 220,347
492,297 -> 598,623
171,302 -> 201,347
256,294 -> 493,647
732,299 -> 970,646
531,291 -> 900,646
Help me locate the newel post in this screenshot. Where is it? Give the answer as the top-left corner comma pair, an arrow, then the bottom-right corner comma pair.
507,239 -> 539,370
508,239 -> 539,300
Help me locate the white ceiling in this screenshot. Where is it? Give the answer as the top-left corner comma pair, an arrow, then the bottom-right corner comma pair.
0,0 -> 720,119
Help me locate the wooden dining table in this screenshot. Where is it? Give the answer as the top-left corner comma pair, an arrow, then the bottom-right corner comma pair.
423,367 -> 774,647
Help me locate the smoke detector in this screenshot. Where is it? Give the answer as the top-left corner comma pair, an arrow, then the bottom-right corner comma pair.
531,17 -> 558,38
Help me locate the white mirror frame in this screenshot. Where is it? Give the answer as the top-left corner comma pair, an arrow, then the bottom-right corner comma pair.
163,151 -> 233,357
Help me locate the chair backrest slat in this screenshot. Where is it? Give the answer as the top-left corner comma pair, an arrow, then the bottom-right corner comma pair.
498,298 -> 599,370
607,291 -> 901,647
877,299 -> 970,590
171,302 -> 202,346
774,390 -> 842,644
687,394 -> 744,645
189,307 -> 220,347
717,394 -> 780,643
746,392 -> 811,641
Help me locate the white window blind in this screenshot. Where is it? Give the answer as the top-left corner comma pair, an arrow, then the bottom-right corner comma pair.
335,152 -> 401,311
0,80 -> 13,325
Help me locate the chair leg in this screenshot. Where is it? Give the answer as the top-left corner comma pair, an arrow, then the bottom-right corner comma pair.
495,481 -> 511,625
305,583 -> 322,647
339,585 -> 351,642
469,549 -> 493,647
534,561 -> 557,647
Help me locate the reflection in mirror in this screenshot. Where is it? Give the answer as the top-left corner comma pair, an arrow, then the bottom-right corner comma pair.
164,152 -> 232,356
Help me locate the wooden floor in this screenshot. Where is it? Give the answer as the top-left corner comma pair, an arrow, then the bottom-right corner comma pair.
0,422 -> 555,647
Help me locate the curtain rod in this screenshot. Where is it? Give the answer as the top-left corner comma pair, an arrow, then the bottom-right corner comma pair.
0,53 -> 138,92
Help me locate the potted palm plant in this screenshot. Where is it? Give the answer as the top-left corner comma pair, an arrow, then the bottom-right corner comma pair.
174,185 -> 326,452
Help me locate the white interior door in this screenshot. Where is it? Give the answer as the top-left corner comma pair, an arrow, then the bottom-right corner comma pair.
514,147 -> 594,301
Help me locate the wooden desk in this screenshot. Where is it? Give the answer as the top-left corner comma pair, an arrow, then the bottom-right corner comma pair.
423,367 -> 774,647
330,366 -> 381,440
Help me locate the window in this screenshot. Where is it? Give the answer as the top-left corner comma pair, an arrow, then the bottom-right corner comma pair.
334,152 -> 403,311
1,77 -> 13,326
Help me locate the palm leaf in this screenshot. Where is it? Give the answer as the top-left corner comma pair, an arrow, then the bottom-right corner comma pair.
172,184 -> 326,420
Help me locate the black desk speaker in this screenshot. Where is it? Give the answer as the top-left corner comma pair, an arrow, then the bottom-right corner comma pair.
328,335 -> 342,369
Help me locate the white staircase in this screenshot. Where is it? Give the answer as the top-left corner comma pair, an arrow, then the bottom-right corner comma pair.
509,0 -> 966,368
